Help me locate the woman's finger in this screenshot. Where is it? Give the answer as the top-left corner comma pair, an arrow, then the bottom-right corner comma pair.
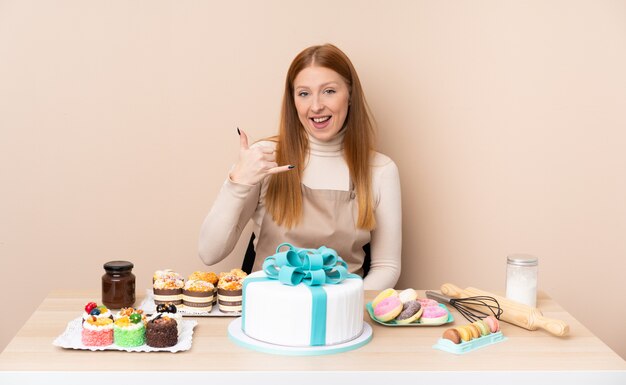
267,164 -> 295,175
238,128 -> 249,150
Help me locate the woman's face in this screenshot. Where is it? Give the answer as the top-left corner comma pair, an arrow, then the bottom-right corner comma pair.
293,66 -> 350,142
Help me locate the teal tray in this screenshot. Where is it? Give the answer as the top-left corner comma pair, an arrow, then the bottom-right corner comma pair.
432,331 -> 507,354
366,302 -> 453,326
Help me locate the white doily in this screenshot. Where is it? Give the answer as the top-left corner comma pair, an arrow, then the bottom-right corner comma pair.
52,317 -> 197,353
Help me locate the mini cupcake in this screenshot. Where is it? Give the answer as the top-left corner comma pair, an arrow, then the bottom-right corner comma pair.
188,271 -> 218,305
153,269 -> 182,282
217,273 -> 244,313
183,279 -> 214,312
153,271 -> 184,306
146,314 -> 178,348
81,315 -> 113,346
155,303 -> 182,336
113,310 -> 146,347
82,302 -> 113,324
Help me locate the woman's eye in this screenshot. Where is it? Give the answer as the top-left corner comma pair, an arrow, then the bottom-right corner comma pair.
297,91 -> 309,97
324,89 -> 336,95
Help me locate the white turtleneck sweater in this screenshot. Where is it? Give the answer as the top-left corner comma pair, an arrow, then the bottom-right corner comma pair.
198,133 -> 402,290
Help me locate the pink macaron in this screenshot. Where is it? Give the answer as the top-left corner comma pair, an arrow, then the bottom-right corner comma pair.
374,296 -> 403,322
483,315 -> 500,333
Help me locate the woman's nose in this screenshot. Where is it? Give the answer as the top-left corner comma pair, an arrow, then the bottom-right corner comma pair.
311,94 -> 324,112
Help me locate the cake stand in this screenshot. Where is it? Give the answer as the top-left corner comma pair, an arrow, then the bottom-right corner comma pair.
227,318 -> 372,356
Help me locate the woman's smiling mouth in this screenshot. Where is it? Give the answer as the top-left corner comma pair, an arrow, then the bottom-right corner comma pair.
310,115 -> 332,129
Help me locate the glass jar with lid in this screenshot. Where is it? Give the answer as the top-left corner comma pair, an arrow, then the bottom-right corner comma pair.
102,261 -> 136,309
505,254 -> 538,308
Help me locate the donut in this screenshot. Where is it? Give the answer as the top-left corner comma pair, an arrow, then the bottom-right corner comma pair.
398,288 -> 418,304
373,296 -> 403,322
420,305 -> 449,325
372,288 -> 398,308
483,315 -> 500,333
442,328 -> 461,344
417,298 -> 439,308
395,300 -> 423,325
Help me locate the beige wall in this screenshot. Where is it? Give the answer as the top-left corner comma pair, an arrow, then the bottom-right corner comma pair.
1,0 -> 625,359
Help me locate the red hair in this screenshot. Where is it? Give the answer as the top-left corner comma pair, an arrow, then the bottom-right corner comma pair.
265,44 -> 376,230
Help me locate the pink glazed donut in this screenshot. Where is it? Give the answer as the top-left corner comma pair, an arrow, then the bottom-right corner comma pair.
420,305 -> 449,325
374,296 -> 403,322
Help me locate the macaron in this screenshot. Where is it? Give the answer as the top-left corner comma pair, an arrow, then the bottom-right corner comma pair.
374,296 -> 403,322
419,305 -> 449,325
395,300 -> 423,325
466,323 -> 481,339
398,288 -> 418,304
372,288 -> 398,308
483,315 -> 500,333
472,320 -> 491,336
442,328 -> 461,344
455,326 -> 472,342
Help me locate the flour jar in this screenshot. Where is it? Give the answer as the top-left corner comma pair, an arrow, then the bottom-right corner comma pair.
505,254 -> 538,308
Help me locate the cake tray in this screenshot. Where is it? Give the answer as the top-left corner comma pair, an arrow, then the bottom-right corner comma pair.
139,289 -> 240,317
227,318 -> 372,356
432,331 -> 507,354
52,317 -> 197,353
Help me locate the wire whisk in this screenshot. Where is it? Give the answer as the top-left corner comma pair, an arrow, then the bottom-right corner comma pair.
426,291 -> 503,322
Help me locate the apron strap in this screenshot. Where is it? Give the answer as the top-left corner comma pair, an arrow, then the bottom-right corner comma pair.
241,232 -> 257,274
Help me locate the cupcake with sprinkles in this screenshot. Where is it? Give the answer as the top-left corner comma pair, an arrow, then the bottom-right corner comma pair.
113,309 -> 146,347
153,270 -> 184,306
188,271 -> 219,306
183,279 -> 214,312
217,272 -> 246,313
81,315 -> 113,346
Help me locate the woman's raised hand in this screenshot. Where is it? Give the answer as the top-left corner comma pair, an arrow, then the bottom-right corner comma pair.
229,128 -> 294,185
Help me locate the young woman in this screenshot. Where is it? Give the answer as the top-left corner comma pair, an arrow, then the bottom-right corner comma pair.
198,44 -> 401,289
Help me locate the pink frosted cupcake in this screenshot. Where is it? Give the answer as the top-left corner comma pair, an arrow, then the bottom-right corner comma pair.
81,316 -> 114,346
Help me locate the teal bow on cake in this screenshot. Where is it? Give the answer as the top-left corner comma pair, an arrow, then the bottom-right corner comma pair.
262,243 -> 349,286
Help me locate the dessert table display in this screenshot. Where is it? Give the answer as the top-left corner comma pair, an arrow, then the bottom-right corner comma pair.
1,289 -> 625,385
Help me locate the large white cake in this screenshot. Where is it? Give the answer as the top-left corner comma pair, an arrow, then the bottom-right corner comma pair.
241,270 -> 364,347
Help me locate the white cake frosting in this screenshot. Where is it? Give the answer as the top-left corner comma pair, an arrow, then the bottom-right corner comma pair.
241,271 -> 364,347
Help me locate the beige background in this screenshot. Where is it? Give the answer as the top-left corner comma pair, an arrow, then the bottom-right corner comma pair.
1,0 -> 625,359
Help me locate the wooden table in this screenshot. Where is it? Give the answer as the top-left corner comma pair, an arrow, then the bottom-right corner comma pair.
1,290 -> 625,384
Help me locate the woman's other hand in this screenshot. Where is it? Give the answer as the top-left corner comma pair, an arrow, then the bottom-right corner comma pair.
229,128 -> 294,185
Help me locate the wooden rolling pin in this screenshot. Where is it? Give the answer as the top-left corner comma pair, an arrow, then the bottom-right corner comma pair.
441,283 -> 569,337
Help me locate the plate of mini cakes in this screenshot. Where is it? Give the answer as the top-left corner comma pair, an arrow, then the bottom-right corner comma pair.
140,269 -> 247,316
53,302 -> 197,352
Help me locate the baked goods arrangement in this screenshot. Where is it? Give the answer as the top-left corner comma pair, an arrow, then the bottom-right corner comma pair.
367,288 -> 452,326
151,269 -> 247,314
81,303 -> 183,348
50,299 -> 200,352
432,315 -> 506,354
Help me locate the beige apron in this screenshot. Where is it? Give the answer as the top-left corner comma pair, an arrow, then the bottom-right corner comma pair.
252,183 -> 371,276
